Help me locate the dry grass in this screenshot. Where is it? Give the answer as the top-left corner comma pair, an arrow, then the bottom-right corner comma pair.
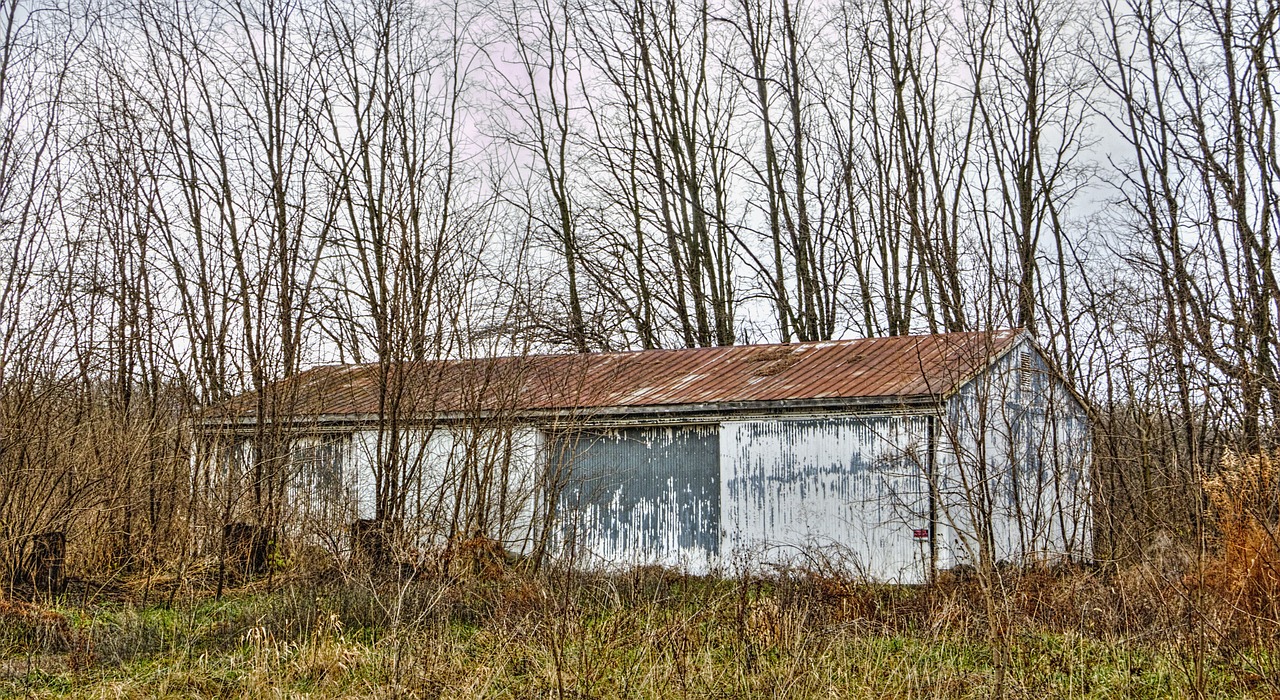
6,451 -> 1280,698
1,563 -> 1277,699
1198,451 -> 1280,631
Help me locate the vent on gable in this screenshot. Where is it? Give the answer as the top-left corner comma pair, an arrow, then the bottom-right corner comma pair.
1019,351 -> 1033,391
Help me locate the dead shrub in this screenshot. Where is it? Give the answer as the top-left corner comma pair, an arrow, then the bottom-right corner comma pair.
1197,450 -> 1280,632
924,563 -> 1151,638
443,535 -> 510,581
0,598 -> 73,653
744,597 -> 795,646
760,567 -> 930,635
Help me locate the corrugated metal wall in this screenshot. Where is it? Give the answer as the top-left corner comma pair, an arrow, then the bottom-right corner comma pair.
720,416 -> 932,583
554,425 -> 720,572
935,339 -> 1092,570
551,417 -> 937,581
347,427 -> 543,552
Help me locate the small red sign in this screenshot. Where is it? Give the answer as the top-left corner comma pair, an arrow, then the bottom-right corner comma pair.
912,528 -> 929,539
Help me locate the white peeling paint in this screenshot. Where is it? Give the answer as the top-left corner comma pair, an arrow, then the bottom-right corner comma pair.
553,425 -> 720,573
720,416 -> 932,583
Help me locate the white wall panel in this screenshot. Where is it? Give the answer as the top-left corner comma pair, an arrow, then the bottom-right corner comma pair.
935,339 -> 1092,569
553,425 -> 720,573
720,416 -> 931,583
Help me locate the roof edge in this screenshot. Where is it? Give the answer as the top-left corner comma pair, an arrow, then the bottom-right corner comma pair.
198,393 -> 945,432
929,328 -> 1030,402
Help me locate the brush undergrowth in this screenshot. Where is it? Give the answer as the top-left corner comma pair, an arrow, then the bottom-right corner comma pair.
4,452 -> 1279,698
1,561 -> 1276,699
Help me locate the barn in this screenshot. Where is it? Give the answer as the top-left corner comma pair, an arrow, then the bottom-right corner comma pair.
201,329 -> 1091,583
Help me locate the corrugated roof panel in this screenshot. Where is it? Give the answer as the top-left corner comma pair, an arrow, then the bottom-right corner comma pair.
205,329 -> 1024,421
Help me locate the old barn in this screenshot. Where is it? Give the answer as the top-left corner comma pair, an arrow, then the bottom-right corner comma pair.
202,329 -> 1091,583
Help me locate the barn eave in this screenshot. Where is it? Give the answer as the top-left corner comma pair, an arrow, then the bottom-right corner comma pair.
198,392 -> 950,433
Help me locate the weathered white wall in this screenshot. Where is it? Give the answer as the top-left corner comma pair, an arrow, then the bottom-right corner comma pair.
719,415 -> 933,583
345,426 -> 542,553
552,425 -> 721,573
934,339 -> 1091,570
284,433 -> 356,542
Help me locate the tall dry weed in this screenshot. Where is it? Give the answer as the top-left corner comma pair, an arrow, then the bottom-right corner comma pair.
1199,450 -> 1280,630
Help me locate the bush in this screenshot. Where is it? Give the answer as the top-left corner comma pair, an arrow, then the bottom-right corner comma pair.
0,598 -> 75,658
1198,450 -> 1280,634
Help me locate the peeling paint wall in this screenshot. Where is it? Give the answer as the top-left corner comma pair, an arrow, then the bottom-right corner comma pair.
934,339 -> 1091,570
285,433 -> 356,538
553,425 -> 720,572
720,416 -> 932,582
343,426 -> 542,553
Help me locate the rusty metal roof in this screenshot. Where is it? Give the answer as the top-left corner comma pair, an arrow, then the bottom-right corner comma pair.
206,329 -> 1025,423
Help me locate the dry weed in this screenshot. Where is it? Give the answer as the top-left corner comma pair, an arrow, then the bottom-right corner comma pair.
1198,450 -> 1280,634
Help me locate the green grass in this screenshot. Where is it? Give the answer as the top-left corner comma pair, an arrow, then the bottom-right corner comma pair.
1,575 -> 1274,699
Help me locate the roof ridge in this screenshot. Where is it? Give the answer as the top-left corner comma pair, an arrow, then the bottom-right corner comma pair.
309,328 -> 1019,370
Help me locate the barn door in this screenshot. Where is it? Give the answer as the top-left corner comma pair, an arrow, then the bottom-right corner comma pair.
553,424 -> 720,572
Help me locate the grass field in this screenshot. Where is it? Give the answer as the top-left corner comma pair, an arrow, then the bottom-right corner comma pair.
2,564 -> 1276,699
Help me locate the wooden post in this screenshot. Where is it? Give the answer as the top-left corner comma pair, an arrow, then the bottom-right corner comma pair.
223,522 -> 271,575
25,532 -> 66,596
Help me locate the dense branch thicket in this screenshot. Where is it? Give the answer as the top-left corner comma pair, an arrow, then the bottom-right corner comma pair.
0,0 -> 1277,582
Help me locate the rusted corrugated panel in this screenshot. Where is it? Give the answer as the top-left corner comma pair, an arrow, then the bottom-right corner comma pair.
553,425 -> 720,571
721,415 -> 932,583
205,330 -> 1023,422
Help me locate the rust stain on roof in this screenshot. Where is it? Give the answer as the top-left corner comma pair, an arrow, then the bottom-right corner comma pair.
207,329 -> 1024,422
